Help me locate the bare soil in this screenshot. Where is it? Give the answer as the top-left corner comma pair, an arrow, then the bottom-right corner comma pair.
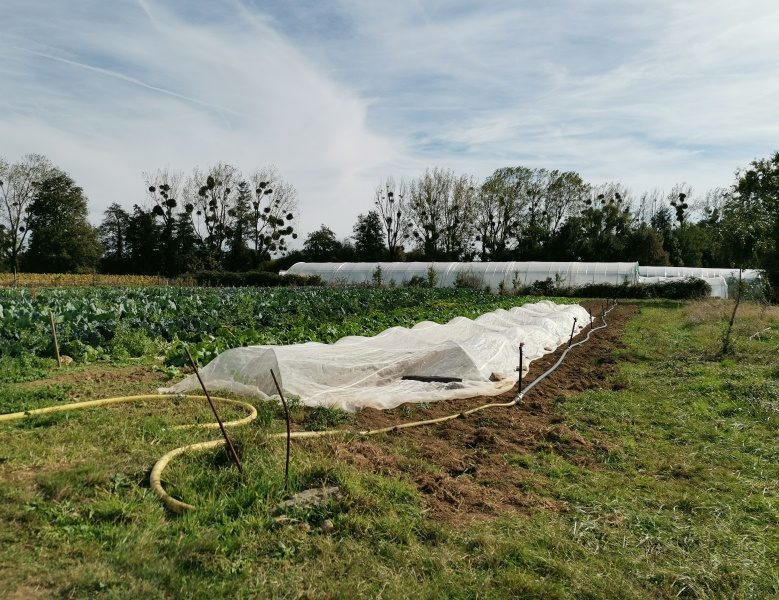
317,301 -> 638,524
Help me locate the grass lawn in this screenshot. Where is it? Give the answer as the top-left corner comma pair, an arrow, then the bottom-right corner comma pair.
0,299 -> 777,599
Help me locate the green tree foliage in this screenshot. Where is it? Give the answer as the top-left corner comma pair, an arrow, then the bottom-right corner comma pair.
723,152 -> 779,284
303,225 -> 342,261
99,203 -> 131,274
225,181 -> 254,270
352,211 -> 386,261
125,206 -> 161,275
23,171 -> 102,273
408,168 -> 476,259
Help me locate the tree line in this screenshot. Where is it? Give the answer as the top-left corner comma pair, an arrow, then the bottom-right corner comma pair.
1,152 -> 777,286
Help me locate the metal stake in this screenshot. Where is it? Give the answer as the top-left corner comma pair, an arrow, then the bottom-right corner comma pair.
270,369 -> 291,491
185,347 -> 243,473
568,317 -> 578,347
518,342 -> 525,397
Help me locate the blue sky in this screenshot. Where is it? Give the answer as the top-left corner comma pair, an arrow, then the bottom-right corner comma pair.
2,0 -> 778,237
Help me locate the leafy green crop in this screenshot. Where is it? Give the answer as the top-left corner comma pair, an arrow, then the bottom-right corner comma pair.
0,286 -> 574,364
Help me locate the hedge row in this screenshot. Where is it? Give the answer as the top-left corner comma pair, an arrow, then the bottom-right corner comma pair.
193,270 -> 322,287
515,277 -> 711,300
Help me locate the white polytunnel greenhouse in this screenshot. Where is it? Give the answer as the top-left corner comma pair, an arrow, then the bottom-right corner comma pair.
638,266 -> 761,280
281,261 -> 640,290
164,301 -> 590,412
638,266 -> 764,299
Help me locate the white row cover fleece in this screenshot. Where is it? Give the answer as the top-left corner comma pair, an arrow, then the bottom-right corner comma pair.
164,301 -> 591,412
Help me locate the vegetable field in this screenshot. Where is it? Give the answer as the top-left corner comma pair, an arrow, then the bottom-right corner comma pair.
0,287 -> 574,365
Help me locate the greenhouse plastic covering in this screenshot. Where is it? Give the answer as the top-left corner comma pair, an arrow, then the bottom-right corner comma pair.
638,266 -> 761,280
164,301 -> 590,411
282,261 -> 639,289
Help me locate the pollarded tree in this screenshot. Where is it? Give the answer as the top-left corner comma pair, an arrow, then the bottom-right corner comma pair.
248,166 -> 298,262
544,171 -> 589,235
474,167 -> 531,259
409,168 -> 450,258
374,177 -> 412,260
145,169 -> 185,276
185,163 -> 240,268
408,168 -> 476,259
576,185 -> 633,261
24,171 -> 102,273
0,154 -> 53,277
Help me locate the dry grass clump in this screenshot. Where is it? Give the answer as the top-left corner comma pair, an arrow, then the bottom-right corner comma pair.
685,299 -> 777,328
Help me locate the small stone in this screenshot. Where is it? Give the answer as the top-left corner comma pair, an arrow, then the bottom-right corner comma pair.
321,519 -> 334,533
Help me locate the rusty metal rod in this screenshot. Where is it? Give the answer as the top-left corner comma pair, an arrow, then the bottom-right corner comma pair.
185,347 -> 243,473
568,317 -> 578,347
270,369 -> 291,491
517,342 -> 524,404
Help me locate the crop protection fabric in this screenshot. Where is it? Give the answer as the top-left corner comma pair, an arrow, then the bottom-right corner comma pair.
164,300 -> 590,412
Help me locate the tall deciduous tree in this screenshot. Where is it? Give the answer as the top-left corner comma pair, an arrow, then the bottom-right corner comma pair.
145,169 -> 184,276
375,177 -> 411,260
248,166 -> 298,261
474,167 -> 529,259
408,168 -> 476,259
24,171 -> 102,273
187,163 -> 239,268
0,154 -> 53,277
723,151 -> 779,284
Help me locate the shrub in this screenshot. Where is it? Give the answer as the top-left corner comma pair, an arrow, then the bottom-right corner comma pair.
513,277 -> 711,300
454,270 -> 486,290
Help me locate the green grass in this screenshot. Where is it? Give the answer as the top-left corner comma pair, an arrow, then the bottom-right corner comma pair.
0,299 -> 777,598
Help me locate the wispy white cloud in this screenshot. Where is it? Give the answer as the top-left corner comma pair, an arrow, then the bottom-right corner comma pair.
1,0 -> 777,237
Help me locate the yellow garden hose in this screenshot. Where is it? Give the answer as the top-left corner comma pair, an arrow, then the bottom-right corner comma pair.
0,394 -> 257,513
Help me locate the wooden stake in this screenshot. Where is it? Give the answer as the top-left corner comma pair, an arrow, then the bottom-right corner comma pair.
270,369 -> 291,491
49,310 -> 61,368
185,347 -> 243,473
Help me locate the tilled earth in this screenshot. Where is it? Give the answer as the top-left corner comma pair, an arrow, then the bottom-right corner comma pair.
314,301 -> 638,524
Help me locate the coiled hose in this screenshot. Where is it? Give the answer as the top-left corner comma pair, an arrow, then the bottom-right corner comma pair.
1,302 -> 617,513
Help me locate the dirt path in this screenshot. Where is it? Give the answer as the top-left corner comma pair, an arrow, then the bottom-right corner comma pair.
319,301 -> 638,524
